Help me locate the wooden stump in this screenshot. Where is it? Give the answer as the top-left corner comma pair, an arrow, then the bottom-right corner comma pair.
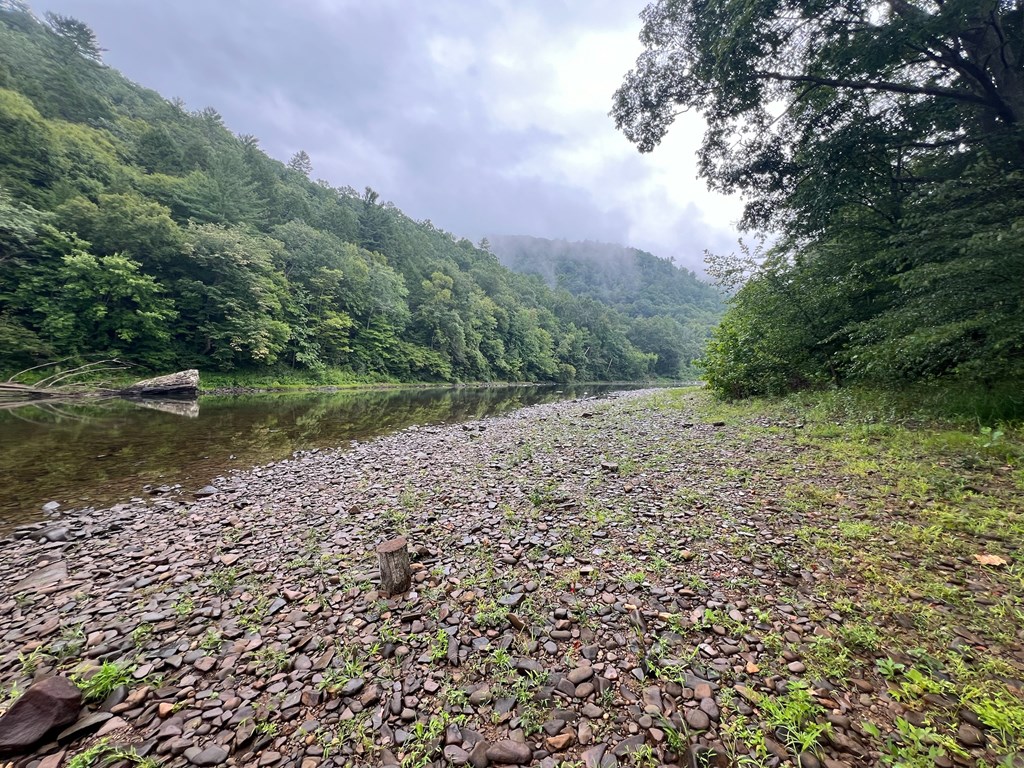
377,536 -> 412,596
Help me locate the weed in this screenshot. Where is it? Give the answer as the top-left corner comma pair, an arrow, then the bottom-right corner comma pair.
254,646 -> 290,675
430,628 -> 449,663
173,595 -> 195,616
489,647 -> 514,671
440,684 -> 469,708
876,657 -> 905,680
720,712 -> 771,767
199,628 -> 223,653
756,682 -> 831,756
804,635 -> 852,681
50,622 -> 86,662
628,743 -> 657,768
383,506 -> 409,532
660,716 -> 689,754
960,685 -> 1024,752
400,712 -> 462,768
253,719 -> 279,737
886,666 -> 953,705
553,540 -> 574,557
473,599 -> 508,629
66,738 -> 160,768
1,681 -> 23,710
131,623 -> 154,647
863,718 -> 967,768
72,661 -> 135,703
17,646 -> 49,675
207,566 -> 238,595
379,619 -> 402,645
838,621 -> 881,652
236,593 -> 271,632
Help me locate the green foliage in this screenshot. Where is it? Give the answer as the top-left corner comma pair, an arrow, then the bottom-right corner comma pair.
0,7 -> 717,382
961,685 -> 1024,752
755,682 -> 831,756
429,628 -> 449,663
472,599 -> 509,629
864,717 -> 967,768
66,738 -> 160,768
72,660 -> 135,702
491,236 -> 723,378
617,2 -> 1024,398
400,712 -> 461,768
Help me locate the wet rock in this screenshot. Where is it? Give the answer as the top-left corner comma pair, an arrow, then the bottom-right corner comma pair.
445,745 -> 471,765
684,709 -> 710,731
57,711 -> 113,743
699,696 -> 719,720
13,561 -> 68,593
468,740 -> 489,768
546,732 -> 574,751
341,678 -> 365,697
186,744 -> 229,765
582,743 -> 617,768
613,735 -> 646,757
0,676 -> 82,756
568,667 -> 594,685
956,722 -> 985,748
486,740 -> 532,765
41,527 -> 69,543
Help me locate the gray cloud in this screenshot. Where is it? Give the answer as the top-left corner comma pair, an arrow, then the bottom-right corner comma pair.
33,0 -> 741,269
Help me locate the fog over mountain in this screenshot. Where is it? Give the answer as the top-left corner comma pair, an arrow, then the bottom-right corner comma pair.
32,0 -> 743,269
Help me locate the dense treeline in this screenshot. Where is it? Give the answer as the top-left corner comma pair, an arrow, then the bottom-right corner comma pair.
615,1 -> 1024,399
489,236 -> 723,378
0,6 -> 719,383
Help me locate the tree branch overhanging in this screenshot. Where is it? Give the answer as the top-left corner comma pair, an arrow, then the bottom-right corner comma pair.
755,71 -> 997,112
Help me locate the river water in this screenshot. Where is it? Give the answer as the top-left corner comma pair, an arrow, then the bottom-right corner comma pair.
0,384 -> 640,531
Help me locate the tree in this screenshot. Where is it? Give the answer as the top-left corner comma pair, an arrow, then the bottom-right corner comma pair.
612,1 -> 1024,232
34,251 -> 176,364
44,13 -> 104,63
288,149 -> 313,176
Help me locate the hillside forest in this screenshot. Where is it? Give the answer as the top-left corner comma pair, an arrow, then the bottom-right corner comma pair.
0,5 -> 722,384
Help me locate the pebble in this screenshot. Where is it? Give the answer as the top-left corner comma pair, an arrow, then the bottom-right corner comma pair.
486,740 -> 533,765
0,389 -> 1005,768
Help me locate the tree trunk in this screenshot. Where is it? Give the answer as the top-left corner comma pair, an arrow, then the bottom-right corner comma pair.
377,537 -> 412,597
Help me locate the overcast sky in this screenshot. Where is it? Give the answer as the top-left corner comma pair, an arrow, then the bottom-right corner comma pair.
34,0 -> 743,269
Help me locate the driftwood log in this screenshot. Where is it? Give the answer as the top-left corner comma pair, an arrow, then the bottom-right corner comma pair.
377,537 -> 412,596
0,369 -> 199,404
119,370 -> 200,398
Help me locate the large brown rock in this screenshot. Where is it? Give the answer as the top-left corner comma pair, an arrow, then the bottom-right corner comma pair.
0,677 -> 82,756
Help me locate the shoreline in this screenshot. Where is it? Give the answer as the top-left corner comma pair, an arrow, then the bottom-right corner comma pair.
0,388 -> 1018,768
199,380 -> 696,397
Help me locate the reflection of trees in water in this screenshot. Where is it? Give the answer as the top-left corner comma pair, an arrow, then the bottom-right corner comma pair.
0,385 -> 629,527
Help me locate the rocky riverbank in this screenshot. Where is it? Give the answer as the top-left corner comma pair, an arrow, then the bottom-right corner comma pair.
1,388 -> 1021,768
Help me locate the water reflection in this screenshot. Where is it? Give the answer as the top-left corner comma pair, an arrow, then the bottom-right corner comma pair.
0,384 -> 639,530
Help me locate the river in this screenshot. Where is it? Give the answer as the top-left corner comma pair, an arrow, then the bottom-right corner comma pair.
0,383 -> 642,531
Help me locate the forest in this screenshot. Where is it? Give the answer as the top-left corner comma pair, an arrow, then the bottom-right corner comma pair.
0,5 -> 722,384
614,0 -> 1024,403
489,236 -> 723,379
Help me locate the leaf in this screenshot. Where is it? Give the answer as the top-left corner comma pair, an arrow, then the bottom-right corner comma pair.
974,553 -> 1008,567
